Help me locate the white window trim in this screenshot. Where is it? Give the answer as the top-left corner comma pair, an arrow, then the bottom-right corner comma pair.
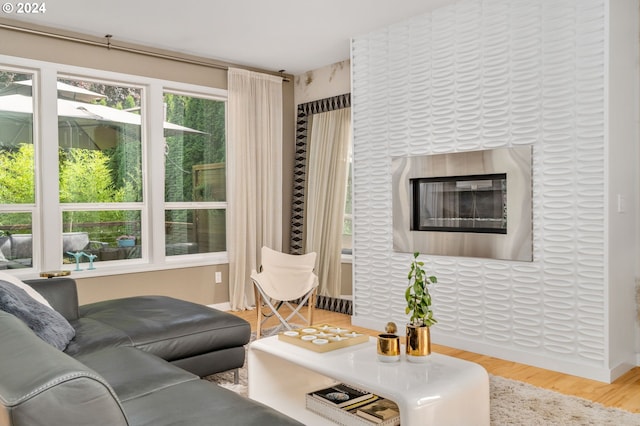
0,55 -> 229,280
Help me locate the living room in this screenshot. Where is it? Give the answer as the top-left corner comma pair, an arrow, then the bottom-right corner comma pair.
0,0 -> 639,424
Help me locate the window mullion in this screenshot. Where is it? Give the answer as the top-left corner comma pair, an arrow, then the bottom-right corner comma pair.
37,67 -> 62,271
146,83 -> 166,263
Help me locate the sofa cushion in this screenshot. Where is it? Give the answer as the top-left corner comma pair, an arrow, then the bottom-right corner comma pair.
64,317 -> 134,356
0,280 -> 75,350
77,346 -> 198,402
79,295 -> 251,361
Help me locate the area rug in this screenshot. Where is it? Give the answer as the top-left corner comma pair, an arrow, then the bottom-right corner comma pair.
206,334 -> 640,425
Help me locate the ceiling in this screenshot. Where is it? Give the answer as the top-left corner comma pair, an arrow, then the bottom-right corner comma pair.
6,0 -> 454,75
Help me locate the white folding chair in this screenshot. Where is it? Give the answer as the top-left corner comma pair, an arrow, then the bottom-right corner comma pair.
251,247 -> 318,338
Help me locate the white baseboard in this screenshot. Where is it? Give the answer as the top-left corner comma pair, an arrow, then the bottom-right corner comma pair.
351,314 -> 625,383
208,302 -> 231,311
609,360 -> 637,382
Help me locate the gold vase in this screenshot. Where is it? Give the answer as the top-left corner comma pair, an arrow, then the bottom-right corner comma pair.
406,324 -> 431,363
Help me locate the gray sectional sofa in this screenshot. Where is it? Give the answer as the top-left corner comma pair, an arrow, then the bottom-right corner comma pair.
0,277 -> 303,426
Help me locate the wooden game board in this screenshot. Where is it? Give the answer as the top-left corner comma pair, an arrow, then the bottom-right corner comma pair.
277,324 -> 369,353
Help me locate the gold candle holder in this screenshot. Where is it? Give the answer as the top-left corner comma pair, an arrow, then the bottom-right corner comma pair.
377,322 -> 400,362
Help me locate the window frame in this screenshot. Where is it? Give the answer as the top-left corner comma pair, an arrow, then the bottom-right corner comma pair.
0,55 -> 229,279
57,74 -> 147,268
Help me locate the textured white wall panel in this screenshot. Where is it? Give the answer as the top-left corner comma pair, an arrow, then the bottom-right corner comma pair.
351,0 -> 608,376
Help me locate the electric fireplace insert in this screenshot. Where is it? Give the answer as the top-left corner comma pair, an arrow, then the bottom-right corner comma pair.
411,173 -> 507,234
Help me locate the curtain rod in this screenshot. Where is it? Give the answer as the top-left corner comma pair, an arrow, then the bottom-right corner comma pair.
0,22 -> 290,82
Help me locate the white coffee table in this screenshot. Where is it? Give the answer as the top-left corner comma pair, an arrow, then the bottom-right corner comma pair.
248,335 -> 489,426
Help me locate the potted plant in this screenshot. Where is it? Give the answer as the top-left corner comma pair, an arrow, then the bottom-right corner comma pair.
116,234 -> 136,247
404,251 -> 437,362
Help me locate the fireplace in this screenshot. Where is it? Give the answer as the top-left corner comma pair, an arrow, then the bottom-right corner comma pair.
392,147 -> 532,261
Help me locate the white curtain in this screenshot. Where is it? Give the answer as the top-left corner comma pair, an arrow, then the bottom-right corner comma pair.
227,68 -> 283,310
305,108 -> 352,297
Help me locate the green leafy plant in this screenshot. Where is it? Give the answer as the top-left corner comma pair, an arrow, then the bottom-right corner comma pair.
405,252 -> 438,327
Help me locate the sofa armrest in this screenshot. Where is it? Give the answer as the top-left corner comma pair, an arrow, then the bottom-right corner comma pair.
0,311 -> 128,426
24,277 -> 80,321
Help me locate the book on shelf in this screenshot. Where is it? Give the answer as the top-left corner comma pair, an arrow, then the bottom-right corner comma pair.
306,393 -> 382,426
305,384 -> 400,426
355,398 -> 400,424
311,383 -> 375,408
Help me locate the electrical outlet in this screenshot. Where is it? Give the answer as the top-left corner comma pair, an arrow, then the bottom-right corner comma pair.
215,271 -> 222,283
617,194 -> 626,213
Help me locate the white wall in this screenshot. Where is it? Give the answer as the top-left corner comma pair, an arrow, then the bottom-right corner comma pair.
608,0 -> 640,371
351,0 -> 638,382
294,60 -> 351,106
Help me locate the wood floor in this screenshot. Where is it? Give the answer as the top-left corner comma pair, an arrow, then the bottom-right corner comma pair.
231,307 -> 640,414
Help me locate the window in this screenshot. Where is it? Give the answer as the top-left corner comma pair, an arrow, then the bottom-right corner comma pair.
0,59 -> 228,274
163,92 -> 226,256
0,70 -> 36,268
58,78 -> 144,266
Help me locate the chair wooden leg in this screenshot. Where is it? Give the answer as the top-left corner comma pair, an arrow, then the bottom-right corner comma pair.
308,290 -> 315,326
256,291 -> 262,338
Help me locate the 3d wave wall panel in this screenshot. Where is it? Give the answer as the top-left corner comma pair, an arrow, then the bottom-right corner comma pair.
351,0 -> 606,368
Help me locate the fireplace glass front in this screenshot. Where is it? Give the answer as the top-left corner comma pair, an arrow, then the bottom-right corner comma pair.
411,173 -> 507,234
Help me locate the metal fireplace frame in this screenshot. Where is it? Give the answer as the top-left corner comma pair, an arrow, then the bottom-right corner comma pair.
392,146 -> 532,261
